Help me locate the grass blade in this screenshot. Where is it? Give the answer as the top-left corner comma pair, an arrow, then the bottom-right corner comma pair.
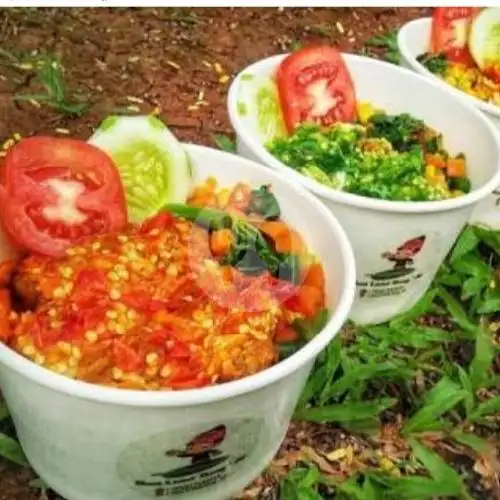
0,432 -> 29,467
450,226 -> 480,263
212,134 -> 236,153
409,438 -> 462,486
327,361 -> 411,399
382,476 -> 460,499
477,292 -> 500,314
468,328 -> 494,390
389,288 -> 438,325
474,226 -> 500,258
470,396 -> 500,421
280,465 -> 325,500
366,30 -> 397,51
298,340 -> 342,407
294,398 -> 396,424
437,287 -> 477,334
318,339 -> 342,405
403,377 -> 467,435
451,431 -> 490,453
457,365 -> 475,417
13,94 -> 51,102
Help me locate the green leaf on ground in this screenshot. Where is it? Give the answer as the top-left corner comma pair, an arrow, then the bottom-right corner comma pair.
403,377 -> 467,435
294,398 -> 396,424
212,133 -> 236,153
0,432 -> 29,467
450,226 -> 480,263
468,328 -> 494,390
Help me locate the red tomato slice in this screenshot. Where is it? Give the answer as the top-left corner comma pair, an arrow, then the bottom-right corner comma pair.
431,7 -> 481,65
0,137 -> 127,257
276,46 -> 357,132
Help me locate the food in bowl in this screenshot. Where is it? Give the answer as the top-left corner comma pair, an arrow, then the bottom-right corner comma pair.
267,108 -> 470,201
0,118 -> 328,391
417,8 -> 500,108
236,45 -> 471,202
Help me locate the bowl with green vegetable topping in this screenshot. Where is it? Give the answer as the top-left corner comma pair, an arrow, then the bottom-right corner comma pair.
398,9 -> 500,229
0,116 -> 356,500
228,46 -> 500,325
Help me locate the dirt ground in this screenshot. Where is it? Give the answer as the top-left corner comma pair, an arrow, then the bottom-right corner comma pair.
0,7 -> 430,500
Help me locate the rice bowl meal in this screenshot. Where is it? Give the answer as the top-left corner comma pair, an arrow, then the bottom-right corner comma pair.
397,8 -> 500,231
267,112 -> 471,202
233,45 -> 472,204
0,116 -> 355,500
228,46 -> 500,325
415,8 -> 500,108
0,118 -> 329,391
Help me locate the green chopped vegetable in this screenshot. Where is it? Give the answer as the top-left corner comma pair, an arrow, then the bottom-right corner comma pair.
247,185 -> 281,220
267,112 -> 470,202
449,177 -> 472,194
162,203 -> 300,283
267,123 -> 363,176
417,52 -> 449,76
367,112 -> 425,152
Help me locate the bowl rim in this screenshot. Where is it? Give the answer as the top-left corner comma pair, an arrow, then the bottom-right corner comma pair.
0,143 -> 357,408
227,52 -> 500,215
397,16 -> 500,119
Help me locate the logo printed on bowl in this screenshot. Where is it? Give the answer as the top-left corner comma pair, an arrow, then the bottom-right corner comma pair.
117,418 -> 262,498
356,233 -> 439,301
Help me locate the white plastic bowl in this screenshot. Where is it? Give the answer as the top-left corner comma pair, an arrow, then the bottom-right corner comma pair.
228,53 -> 500,325
398,16 -> 500,228
0,144 -> 356,500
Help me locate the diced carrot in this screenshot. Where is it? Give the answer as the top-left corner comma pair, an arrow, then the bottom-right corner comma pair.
274,229 -> 306,255
425,153 -> 446,169
0,289 -> 11,342
260,221 -> 306,255
260,221 -> 287,240
446,157 -> 466,178
297,285 -> 324,318
302,262 -> 325,291
210,229 -> 233,256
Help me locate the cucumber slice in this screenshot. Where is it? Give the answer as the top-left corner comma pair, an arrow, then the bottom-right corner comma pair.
468,8 -> 500,70
236,74 -> 287,143
89,115 -> 193,223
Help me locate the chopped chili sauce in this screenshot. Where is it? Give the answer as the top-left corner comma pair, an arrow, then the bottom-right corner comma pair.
4,181 -> 326,390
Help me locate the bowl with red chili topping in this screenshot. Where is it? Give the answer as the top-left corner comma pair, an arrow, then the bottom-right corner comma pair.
228,46 -> 500,325
0,121 -> 355,500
